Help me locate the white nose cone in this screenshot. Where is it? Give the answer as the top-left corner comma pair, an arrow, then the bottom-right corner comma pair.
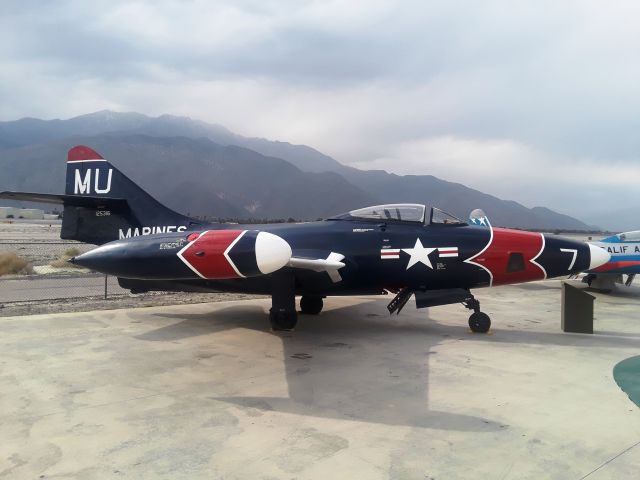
255,232 -> 293,274
588,244 -> 611,270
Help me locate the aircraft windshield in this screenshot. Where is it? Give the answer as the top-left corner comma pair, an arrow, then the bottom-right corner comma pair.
331,204 -> 426,223
430,208 -> 465,225
618,231 -> 640,242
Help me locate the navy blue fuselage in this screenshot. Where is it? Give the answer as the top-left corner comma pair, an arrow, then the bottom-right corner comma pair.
86,217 -> 595,297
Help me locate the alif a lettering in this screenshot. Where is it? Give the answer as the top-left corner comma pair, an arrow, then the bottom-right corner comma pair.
74,168 -> 113,194
119,226 -> 187,239
605,244 -> 640,254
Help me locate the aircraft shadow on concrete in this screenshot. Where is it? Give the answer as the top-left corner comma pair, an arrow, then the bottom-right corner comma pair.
518,280 -> 640,300
516,282 -> 563,292
135,298 -> 640,431
136,301 -> 505,432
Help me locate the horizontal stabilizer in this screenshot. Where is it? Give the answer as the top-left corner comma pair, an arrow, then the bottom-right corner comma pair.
0,191 -> 129,210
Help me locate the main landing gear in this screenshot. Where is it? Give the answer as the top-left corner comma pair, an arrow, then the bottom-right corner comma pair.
300,296 -> 323,315
270,270 -> 298,331
269,295 -> 324,330
269,308 -> 298,331
463,297 -> 491,333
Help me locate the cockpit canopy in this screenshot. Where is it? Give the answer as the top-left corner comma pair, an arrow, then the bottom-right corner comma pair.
616,231 -> 640,242
329,203 -> 465,225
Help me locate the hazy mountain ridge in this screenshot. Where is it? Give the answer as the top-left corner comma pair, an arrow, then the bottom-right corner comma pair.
0,135 -> 375,220
0,111 -> 594,229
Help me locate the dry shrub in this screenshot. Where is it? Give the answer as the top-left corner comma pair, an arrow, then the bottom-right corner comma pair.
64,247 -> 81,257
0,252 -> 34,276
50,247 -> 83,269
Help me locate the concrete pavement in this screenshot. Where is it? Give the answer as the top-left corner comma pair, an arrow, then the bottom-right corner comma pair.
1,280 -> 639,479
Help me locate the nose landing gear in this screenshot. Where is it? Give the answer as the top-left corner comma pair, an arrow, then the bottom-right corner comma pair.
463,297 -> 491,333
394,288 -> 492,334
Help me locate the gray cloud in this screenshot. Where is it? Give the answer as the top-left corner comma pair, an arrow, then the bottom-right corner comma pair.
1,0 -> 639,229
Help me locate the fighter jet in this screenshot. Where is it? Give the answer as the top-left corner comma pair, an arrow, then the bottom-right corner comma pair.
0,145 -> 610,333
582,231 -> 640,292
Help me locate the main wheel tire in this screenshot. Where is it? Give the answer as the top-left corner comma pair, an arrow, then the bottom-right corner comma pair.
300,296 -> 323,315
269,308 -> 298,331
468,312 -> 491,333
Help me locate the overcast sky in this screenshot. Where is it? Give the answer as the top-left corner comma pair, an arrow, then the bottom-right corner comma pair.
1,0 -> 639,229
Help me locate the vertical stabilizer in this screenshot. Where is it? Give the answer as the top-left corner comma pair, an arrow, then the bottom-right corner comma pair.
62,145 -> 199,244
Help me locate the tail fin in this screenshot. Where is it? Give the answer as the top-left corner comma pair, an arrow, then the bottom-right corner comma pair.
2,145 -> 199,244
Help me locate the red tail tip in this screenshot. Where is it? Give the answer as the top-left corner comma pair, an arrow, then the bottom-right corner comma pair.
68,145 -> 104,162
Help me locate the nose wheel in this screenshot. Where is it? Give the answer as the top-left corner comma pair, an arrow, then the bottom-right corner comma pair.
463,297 -> 491,333
468,311 -> 491,333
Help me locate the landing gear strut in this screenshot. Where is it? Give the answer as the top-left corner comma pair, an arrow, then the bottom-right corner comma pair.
300,296 -> 323,315
270,270 -> 298,331
463,296 -> 491,333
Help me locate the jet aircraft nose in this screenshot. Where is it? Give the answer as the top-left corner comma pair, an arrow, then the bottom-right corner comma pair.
588,243 -> 610,270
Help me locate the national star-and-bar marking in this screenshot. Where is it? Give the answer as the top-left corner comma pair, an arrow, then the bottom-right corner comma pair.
438,247 -> 458,258
403,238 -> 437,269
380,248 -> 400,260
380,240 -> 459,268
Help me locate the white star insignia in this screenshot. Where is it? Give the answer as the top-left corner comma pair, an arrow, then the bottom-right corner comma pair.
402,238 -> 437,270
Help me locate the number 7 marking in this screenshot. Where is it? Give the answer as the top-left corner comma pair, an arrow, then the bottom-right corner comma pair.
560,248 -> 577,270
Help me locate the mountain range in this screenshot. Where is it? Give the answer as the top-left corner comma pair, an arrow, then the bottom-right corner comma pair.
0,111 -> 595,229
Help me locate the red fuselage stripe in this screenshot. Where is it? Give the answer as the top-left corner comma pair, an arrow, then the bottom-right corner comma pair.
472,228 -> 546,286
179,230 -> 244,279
